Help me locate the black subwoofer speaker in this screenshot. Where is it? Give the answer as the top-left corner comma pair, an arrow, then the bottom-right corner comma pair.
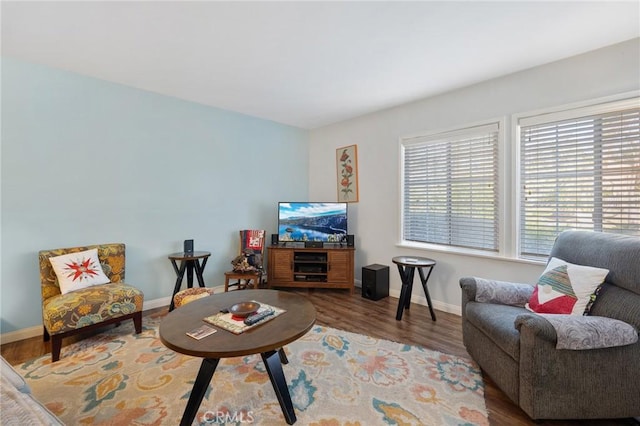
362,264 -> 389,301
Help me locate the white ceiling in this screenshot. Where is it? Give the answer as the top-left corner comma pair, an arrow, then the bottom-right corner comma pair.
2,1 -> 639,129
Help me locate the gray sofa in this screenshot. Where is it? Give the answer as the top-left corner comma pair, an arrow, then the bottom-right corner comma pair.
0,355 -> 63,425
460,230 -> 640,420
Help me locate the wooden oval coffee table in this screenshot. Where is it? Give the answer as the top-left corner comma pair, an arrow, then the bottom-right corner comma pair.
159,289 -> 316,425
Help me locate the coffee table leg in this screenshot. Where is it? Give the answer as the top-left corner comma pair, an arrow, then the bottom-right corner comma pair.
278,348 -> 289,365
261,350 -> 296,425
180,358 -> 220,426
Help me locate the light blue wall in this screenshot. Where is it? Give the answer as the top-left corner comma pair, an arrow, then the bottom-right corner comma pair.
1,57 -> 309,333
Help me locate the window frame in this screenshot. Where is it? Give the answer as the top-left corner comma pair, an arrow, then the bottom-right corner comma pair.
398,118 -> 506,257
397,92 -> 639,264
514,95 -> 640,261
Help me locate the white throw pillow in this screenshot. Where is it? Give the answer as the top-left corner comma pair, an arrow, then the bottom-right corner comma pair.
49,248 -> 110,294
526,257 -> 609,316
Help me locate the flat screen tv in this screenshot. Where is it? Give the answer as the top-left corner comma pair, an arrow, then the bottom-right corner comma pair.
278,202 -> 348,243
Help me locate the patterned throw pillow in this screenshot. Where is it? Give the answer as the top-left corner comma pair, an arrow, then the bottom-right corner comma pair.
525,257 -> 609,316
49,248 -> 110,294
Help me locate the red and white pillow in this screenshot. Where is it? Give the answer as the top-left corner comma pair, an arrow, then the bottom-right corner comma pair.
525,257 -> 609,316
49,248 -> 110,295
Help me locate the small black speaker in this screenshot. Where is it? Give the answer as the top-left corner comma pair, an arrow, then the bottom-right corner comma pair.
362,264 -> 389,301
271,234 -> 278,245
346,235 -> 355,247
305,241 -> 323,248
184,239 -> 194,253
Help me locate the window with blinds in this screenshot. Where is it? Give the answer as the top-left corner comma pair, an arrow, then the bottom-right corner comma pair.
401,122 -> 500,252
519,99 -> 640,260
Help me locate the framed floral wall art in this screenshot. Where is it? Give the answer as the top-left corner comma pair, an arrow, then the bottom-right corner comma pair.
336,144 -> 359,202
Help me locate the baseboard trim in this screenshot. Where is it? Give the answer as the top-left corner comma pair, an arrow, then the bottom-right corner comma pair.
357,279 -> 460,316
388,288 -> 461,316
144,296 -> 171,311
0,325 -> 43,345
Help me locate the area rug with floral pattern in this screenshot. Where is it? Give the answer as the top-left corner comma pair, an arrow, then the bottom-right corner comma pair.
17,315 -> 488,425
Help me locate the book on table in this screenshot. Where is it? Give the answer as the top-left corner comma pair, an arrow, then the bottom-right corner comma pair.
186,324 -> 217,340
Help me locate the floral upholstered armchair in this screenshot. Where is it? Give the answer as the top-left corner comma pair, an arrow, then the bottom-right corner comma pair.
39,243 -> 144,362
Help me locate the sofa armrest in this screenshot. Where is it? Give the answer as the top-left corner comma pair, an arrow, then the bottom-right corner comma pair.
515,313 -> 639,350
514,312 -> 558,344
538,314 -> 638,350
1,355 -> 30,393
1,356 -> 64,425
460,276 -> 533,307
515,311 -> 640,419
459,277 -> 478,307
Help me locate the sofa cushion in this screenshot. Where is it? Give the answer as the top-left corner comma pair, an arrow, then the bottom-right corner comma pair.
49,248 -> 110,294
526,257 -> 608,315
465,301 -> 523,361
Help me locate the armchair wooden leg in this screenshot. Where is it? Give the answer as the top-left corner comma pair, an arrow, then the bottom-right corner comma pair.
133,311 -> 142,334
51,336 -> 62,363
43,326 -> 50,342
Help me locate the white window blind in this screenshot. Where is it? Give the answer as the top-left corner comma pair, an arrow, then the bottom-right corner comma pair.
402,123 -> 499,252
519,101 -> 640,259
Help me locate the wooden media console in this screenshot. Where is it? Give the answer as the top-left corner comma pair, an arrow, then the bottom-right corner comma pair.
267,245 -> 355,293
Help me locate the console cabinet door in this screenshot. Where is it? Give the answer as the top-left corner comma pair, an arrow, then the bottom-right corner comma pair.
270,249 -> 293,282
327,250 -> 351,284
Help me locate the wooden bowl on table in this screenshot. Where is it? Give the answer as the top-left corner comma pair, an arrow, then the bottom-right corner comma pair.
229,301 -> 260,318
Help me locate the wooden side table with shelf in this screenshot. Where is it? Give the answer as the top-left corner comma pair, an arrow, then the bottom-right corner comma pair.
267,245 -> 355,293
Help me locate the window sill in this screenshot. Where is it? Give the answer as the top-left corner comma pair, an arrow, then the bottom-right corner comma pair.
397,240 -> 545,266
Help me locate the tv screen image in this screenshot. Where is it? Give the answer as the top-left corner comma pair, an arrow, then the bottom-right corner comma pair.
278,202 -> 347,243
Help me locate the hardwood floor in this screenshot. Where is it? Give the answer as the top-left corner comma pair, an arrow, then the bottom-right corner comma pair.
2,289 -> 637,426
